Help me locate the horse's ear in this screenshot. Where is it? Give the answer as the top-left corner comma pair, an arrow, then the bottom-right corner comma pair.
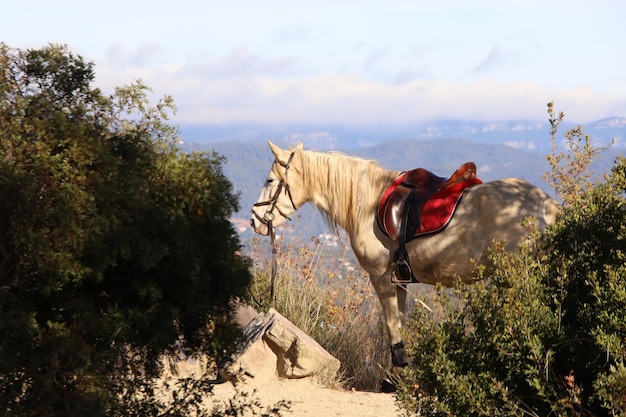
268,140 -> 303,158
268,141 -> 283,157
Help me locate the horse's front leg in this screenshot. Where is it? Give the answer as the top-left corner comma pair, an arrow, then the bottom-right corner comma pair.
371,272 -> 409,367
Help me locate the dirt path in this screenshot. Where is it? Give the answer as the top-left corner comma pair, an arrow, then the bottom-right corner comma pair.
209,376 -> 402,417
171,304 -> 404,416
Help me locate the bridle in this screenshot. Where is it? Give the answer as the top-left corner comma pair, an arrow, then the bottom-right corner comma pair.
251,151 -> 297,229
251,151 -> 297,303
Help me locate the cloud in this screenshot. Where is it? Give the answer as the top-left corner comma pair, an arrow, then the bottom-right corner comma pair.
274,25 -> 313,43
190,76 -> 624,125
175,76 -> 518,124
504,141 -> 537,150
472,46 -> 505,73
178,46 -> 301,79
105,43 -> 167,68
392,68 -> 425,85
212,47 -> 278,77
93,46 -> 625,127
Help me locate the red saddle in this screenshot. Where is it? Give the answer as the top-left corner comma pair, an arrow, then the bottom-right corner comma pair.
377,162 -> 482,241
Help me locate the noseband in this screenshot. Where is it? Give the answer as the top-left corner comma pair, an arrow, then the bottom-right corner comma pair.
251,151 -> 297,303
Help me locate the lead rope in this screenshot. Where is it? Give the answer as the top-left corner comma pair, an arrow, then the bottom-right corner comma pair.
269,217 -> 277,304
248,218 -> 278,307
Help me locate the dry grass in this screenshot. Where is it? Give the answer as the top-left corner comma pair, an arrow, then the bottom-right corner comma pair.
244,222 -> 391,391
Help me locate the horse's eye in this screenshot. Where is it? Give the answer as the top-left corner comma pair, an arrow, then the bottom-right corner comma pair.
266,178 -> 275,185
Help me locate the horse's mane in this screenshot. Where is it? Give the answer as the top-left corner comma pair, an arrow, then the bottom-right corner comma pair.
297,150 -> 399,237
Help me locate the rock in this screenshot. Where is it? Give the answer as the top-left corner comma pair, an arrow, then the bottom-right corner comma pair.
219,308 -> 340,383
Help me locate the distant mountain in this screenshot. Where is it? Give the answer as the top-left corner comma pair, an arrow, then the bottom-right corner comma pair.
180,118 -> 624,238
180,117 -> 626,151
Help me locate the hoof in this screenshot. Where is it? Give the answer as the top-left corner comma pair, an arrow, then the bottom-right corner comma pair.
380,378 -> 397,393
380,366 -> 403,393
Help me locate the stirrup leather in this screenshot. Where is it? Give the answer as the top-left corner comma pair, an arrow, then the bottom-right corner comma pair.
391,187 -> 419,284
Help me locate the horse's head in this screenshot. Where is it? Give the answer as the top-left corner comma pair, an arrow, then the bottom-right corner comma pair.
250,141 -> 305,235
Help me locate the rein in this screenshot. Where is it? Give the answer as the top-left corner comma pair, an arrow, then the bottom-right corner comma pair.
251,152 -> 297,303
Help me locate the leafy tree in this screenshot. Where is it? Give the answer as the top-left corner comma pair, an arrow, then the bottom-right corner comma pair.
397,105 -> 626,416
0,44 -> 251,416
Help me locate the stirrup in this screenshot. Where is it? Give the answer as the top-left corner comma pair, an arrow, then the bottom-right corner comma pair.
392,259 -> 413,284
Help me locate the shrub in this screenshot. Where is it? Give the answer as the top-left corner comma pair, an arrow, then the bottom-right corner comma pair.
545,155 -> 626,415
0,44 -> 253,416
396,106 -> 626,416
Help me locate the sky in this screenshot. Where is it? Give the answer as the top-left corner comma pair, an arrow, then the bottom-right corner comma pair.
3,0 -> 626,127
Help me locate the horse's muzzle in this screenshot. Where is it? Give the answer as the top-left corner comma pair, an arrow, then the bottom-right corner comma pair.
250,217 -> 270,236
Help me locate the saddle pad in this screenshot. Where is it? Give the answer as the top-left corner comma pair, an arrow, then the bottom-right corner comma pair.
415,177 -> 482,237
377,174 -> 482,239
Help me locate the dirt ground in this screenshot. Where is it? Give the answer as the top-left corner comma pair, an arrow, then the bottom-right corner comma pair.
209,375 -> 402,417
183,302 -> 404,416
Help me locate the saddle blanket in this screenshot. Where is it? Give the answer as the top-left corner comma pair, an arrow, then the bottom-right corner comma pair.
378,173 -> 482,238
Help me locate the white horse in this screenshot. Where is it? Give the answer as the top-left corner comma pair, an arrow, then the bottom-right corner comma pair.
250,141 -> 560,368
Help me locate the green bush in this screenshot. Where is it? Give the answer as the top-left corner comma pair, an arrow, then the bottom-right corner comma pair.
397,109 -> 626,416
0,44 -> 252,416
546,155 -> 626,415
397,228 -> 561,416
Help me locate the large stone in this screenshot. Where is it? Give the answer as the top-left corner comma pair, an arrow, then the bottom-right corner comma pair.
219,308 -> 340,383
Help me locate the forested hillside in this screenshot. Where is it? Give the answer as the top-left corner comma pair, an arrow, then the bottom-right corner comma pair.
190,138 -> 622,237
